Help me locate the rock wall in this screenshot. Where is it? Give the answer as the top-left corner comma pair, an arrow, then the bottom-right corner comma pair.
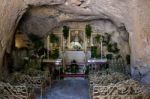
128,0 -> 150,84
0,0 -> 27,74
0,0 -> 65,73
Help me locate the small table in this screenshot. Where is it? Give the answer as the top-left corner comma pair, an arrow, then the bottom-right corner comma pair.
42,59 -> 62,79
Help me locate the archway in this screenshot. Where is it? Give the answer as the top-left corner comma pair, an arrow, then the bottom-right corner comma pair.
13,5 -> 131,74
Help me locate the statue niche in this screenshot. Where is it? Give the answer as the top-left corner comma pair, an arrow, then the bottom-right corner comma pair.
70,30 -> 84,50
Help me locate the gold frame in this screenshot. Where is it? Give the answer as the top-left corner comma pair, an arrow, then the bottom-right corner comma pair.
91,33 -> 99,46
68,29 -> 85,50
49,33 -> 63,50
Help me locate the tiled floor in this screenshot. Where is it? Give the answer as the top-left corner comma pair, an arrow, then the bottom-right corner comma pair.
36,79 -> 90,99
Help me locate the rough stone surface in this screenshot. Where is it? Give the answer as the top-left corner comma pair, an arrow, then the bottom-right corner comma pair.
128,0 -> 150,84
0,0 -> 65,73
24,0 -> 65,6
0,0 -> 150,83
0,0 -> 28,74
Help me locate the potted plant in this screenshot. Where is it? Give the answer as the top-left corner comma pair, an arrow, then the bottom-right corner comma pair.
27,33 -> 43,50
106,53 -> 113,60
49,33 -> 59,47
51,47 -> 59,59
91,46 -> 97,58
63,25 -> 69,40
85,24 -> 92,47
107,42 -> 120,54
63,26 -> 69,48
85,24 -> 92,39
95,34 -> 104,44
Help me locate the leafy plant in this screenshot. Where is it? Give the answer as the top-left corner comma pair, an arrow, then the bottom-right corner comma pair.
91,46 -> 97,58
85,24 -> 92,39
95,34 -> 104,43
70,60 -> 79,73
27,33 -> 43,49
107,42 -> 120,54
116,54 -> 122,60
51,48 -> 59,59
103,33 -> 111,46
113,43 -> 120,53
106,54 -> 113,60
63,25 -> 69,39
27,59 -> 41,70
95,34 -> 102,44
50,33 -> 59,43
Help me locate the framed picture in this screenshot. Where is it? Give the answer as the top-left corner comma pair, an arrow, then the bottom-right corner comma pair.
69,29 -> 85,50
91,33 -> 98,46
56,33 -> 63,48
49,33 -> 63,50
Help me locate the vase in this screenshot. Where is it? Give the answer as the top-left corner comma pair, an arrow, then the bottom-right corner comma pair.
87,38 -> 90,47
64,39 -> 68,49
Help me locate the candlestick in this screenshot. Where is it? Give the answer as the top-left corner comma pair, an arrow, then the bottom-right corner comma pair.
101,40 -> 102,59
47,35 -> 50,59
100,35 -> 103,59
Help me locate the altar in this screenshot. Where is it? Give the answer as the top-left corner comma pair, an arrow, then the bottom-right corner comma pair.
42,59 -> 62,65
64,51 -> 86,65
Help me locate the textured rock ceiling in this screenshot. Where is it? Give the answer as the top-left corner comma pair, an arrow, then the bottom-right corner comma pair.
18,0 -> 130,37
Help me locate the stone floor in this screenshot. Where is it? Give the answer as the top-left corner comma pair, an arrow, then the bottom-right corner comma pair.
36,79 -> 90,99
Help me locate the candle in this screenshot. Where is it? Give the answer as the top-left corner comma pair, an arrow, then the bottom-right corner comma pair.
47,35 -> 50,59
101,40 -> 102,59
100,36 -> 103,59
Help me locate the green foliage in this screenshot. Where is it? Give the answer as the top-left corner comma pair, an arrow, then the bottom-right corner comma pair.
107,44 -> 112,52
95,34 -> 100,43
50,33 -> 59,43
59,67 -> 64,74
70,63 -> 79,73
106,54 -> 113,60
65,60 -> 79,73
95,34 -> 104,44
63,25 -> 69,39
85,24 -> 92,39
91,46 -> 97,58
27,59 -> 41,70
85,66 -> 89,75
113,43 -> 120,53
126,54 -> 130,64
115,54 -> 122,60
107,42 -> 120,54
51,48 -> 59,59
27,33 -> 43,49
103,33 -> 111,46
91,32 -> 120,58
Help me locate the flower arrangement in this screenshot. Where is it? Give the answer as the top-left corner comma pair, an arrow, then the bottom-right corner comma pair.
51,47 -> 59,59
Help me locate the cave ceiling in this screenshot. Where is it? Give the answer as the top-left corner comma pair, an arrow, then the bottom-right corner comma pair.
18,0 -> 129,37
